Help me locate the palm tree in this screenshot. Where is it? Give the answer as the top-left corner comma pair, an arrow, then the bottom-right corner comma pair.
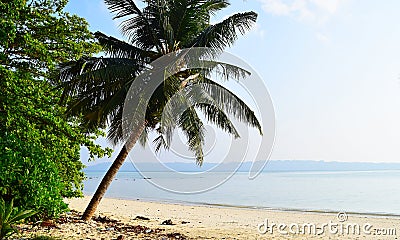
60,0 -> 261,221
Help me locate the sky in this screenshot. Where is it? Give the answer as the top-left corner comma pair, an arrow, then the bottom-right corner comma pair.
65,0 -> 400,163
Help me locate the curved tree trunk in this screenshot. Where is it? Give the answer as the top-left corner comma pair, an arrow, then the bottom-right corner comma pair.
82,124 -> 145,221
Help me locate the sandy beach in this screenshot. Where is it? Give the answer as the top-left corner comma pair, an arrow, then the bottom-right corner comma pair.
19,196 -> 400,239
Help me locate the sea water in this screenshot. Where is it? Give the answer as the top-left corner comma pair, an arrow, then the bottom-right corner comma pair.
83,170 -> 400,215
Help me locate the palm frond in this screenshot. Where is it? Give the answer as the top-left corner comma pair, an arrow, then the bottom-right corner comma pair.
202,0 -> 230,15
189,11 -> 257,53
178,106 -> 205,165
59,57 -> 141,96
153,80 -> 206,164
180,59 -> 250,82
195,102 -> 240,138
106,102 -> 124,144
105,0 -> 164,52
158,77 -> 191,148
201,60 -> 250,81
194,77 -> 263,135
94,31 -> 158,61
167,0 -> 227,47
104,0 -> 140,19
153,133 -> 168,152
138,126 -> 149,147
59,57 -> 140,139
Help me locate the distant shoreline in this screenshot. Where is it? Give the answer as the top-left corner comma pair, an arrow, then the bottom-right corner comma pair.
84,160 -> 400,173
81,195 -> 400,219
85,169 -> 400,173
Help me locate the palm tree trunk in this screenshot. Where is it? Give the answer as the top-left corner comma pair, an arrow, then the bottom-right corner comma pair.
81,124 -> 145,221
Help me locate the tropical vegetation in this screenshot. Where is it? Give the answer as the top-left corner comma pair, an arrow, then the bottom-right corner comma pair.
0,0 -> 112,219
0,198 -> 36,240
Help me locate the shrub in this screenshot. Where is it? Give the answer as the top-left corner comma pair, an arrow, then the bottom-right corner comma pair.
0,0 -> 112,220
0,69 -> 111,219
0,198 -> 36,240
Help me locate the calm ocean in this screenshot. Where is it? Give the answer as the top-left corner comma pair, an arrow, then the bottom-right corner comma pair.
83,170 -> 400,216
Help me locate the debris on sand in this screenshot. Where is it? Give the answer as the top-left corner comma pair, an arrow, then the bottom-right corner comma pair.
161,219 -> 174,225
134,215 -> 150,221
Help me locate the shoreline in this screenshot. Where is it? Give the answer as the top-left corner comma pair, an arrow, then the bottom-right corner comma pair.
60,196 -> 400,239
84,195 -> 400,219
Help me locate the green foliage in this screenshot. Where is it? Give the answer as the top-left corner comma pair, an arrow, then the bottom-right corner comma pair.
0,0 -> 112,219
0,67 -> 112,219
0,0 -> 100,78
0,198 -> 36,240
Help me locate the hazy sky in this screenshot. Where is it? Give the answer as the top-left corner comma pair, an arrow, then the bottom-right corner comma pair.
66,0 -> 400,163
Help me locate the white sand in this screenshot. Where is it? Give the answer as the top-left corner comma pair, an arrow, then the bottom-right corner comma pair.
61,196 -> 400,239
